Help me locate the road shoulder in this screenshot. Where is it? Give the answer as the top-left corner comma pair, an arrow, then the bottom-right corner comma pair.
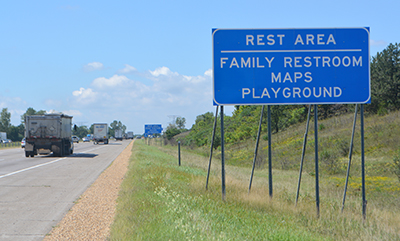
43,140 -> 133,240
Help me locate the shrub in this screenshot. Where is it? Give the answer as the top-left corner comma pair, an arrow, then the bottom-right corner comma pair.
393,149 -> 400,182
320,149 -> 340,174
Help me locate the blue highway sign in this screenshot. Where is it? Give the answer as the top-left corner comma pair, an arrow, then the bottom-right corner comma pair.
212,28 -> 370,105
144,124 -> 163,135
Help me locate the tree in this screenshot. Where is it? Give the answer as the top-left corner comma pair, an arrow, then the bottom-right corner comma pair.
0,108 -> 11,132
185,112 -> 216,147
21,107 -> 46,124
109,120 -> 126,137
175,117 -> 186,130
8,124 -> 24,141
369,43 -> 400,114
165,123 -> 181,140
72,125 -> 90,139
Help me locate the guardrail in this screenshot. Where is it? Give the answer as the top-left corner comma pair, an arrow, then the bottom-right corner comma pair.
0,142 -> 22,149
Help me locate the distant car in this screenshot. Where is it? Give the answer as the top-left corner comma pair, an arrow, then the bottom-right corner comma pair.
72,136 -> 80,143
1,139 -> 11,144
21,138 -> 26,148
82,137 -> 90,142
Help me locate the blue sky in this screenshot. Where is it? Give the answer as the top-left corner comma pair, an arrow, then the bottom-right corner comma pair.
0,0 -> 398,134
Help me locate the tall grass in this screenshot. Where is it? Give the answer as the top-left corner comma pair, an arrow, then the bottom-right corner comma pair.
110,138 -> 400,240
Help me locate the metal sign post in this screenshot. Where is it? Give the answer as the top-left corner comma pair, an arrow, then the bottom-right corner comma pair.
206,106 -> 219,190
341,104 -> 359,212
178,141 -> 181,166
361,104 -> 366,221
314,105 -> 320,218
295,105 -> 312,207
220,106 -> 226,201
267,106 -> 273,198
249,105 -> 265,193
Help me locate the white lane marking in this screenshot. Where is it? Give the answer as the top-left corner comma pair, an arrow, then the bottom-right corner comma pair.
0,144 -> 109,179
81,146 -> 104,153
0,158 -> 67,179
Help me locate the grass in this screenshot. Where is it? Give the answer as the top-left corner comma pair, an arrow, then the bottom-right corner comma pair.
110,137 -> 400,240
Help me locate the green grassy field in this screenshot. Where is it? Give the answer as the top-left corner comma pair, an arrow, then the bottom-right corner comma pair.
109,133 -> 400,240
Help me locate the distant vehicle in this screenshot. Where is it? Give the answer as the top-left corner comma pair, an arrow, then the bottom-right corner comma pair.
0,132 -> 7,143
82,137 -> 90,142
93,123 -> 108,144
115,129 -> 123,141
25,114 -> 73,157
72,136 -> 80,143
1,139 -> 11,144
126,131 -> 134,139
21,138 -> 25,148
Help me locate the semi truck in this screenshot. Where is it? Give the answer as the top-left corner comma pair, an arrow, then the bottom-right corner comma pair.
93,123 -> 108,144
115,129 -> 123,141
126,131 -> 134,139
25,114 -> 73,157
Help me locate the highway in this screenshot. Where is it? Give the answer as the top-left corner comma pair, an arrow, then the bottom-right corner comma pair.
0,140 -> 131,241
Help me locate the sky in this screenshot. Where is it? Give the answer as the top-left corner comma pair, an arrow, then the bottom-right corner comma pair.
1,0 -> 398,135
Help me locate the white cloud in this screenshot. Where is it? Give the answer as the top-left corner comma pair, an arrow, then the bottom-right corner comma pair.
204,69 -> 212,77
370,39 -> 387,47
91,74 -> 130,88
63,109 -> 82,117
72,87 -> 98,104
149,66 -> 177,77
117,64 -> 137,74
83,62 -> 104,72
47,110 -> 63,114
70,66 -> 217,133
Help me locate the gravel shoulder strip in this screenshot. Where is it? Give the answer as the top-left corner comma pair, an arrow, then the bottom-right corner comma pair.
43,141 -> 133,240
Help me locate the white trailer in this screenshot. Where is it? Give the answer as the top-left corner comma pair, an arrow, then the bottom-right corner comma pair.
126,131 -> 134,139
93,123 -> 108,144
115,129 -> 123,141
0,132 -> 6,142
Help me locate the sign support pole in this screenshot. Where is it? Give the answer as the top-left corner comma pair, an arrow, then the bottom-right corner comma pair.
314,105 -> 320,218
220,106 -> 226,201
295,105 -> 312,207
249,105 -> 265,193
206,106 -> 219,190
341,104 -> 358,212
178,141 -> 181,166
268,105 -> 273,198
361,104 -> 367,221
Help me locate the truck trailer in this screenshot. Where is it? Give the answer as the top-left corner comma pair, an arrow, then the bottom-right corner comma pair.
0,132 -> 7,142
115,129 -> 123,141
25,114 -> 73,157
93,123 -> 108,144
126,131 -> 134,139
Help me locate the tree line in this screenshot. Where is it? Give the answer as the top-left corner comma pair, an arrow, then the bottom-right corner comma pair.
0,107 -> 127,141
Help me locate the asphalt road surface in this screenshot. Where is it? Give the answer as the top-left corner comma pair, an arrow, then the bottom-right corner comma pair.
0,140 -> 131,241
